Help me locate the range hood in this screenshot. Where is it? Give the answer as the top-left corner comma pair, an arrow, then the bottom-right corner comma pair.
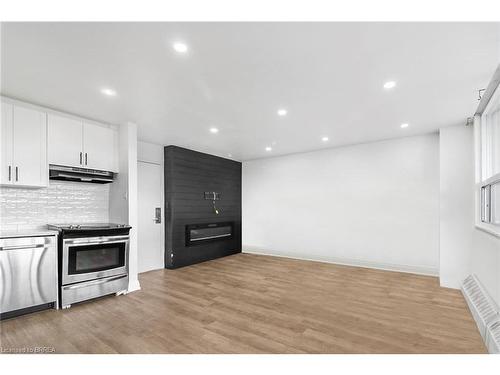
49,165 -> 114,184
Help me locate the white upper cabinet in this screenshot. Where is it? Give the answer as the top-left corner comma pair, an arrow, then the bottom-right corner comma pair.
12,106 -> 48,187
0,102 -> 14,185
83,122 -> 117,172
2,98 -> 119,185
1,102 -> 48,188
48,114 -> 118,172
48,114 -> 84,168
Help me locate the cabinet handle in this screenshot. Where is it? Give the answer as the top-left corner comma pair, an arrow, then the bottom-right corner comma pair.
8,166 -> 11,181
15,167 -> 18,182
85,153 -> 88,166
80,152 -> 83,165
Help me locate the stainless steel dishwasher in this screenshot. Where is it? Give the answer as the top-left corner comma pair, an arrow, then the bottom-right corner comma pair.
0,235 -> 58,320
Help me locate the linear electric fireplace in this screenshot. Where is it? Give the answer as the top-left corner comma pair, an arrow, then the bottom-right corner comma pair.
164,146 -> 242,269
185,222 -> 234,246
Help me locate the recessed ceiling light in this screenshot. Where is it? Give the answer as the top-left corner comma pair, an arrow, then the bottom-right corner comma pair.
277,109 -> 287,117
209,127 -> 219,134
228,153 -> 232,158
101,88 -> 117,97
265,146 -> 272,152
400,123 -> 409,128
321,136 -> 329,142
173,42 -> 188,53
383,81 -> 397,89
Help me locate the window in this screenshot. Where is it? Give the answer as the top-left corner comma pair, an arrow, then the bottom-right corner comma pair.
492,182 -> 500,225
481,89 -> 500,180
476,75 -> 500,236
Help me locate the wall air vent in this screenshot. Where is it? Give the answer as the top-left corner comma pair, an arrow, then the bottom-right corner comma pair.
461,274 -> 500,353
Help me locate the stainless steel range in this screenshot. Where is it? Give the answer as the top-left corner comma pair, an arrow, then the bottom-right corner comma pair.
47,223 -> 131,309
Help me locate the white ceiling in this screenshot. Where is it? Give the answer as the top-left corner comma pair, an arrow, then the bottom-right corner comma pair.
1,22 -> 499,161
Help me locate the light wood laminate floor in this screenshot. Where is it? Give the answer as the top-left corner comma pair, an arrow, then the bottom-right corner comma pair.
0,253 -> 486,353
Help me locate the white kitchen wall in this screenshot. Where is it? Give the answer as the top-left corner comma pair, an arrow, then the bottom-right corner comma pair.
439,124 -> 500,306
242,134 -> 440,275
138,140 -> 164,164
109,122 -> 140,292
0,181 -> 109,231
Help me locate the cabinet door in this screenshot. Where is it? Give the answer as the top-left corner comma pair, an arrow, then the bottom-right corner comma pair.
48,114 -> 83,168
83,122 -> 116,171
12,105 -> 48,187
0,102 -> 13,185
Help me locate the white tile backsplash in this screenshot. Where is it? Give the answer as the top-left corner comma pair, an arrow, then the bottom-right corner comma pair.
0,181 -> 109,231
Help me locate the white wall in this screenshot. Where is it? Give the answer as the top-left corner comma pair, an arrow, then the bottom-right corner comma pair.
439,125 -> 474,288
110,122 -> 140,292
439,124 -> 500,306
471,231 -> 500,306
243,134 -> 440,275
138,141 -> 163,164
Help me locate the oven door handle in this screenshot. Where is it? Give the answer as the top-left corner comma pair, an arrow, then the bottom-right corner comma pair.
64,236 -> 130,245
66,240 -> 129,247
64,274 -> 127,290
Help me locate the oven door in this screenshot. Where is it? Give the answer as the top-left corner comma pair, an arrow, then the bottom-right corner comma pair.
62,235 -> 129,285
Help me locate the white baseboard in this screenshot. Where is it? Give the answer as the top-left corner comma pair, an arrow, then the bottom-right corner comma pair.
243,245 -> 439,277
127,278 -> 141,293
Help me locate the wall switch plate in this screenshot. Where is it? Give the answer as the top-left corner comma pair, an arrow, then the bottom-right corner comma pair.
204,192 -> 220,200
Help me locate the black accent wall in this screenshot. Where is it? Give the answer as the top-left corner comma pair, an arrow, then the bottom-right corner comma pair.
164,146 -> 242,269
